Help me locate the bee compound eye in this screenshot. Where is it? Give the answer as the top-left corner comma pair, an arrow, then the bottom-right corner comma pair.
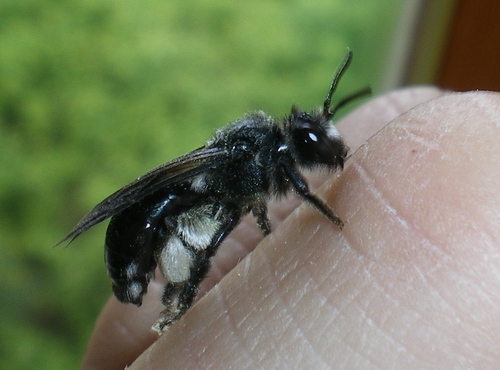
305,130 -> 319,143
292,126 -> 340,165
298,128 -> 322,147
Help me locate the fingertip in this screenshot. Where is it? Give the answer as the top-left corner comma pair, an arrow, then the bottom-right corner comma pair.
337,86 -> 445,152
81,281 -> 164,370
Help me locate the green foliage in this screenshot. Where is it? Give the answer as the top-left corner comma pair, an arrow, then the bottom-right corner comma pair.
0,0 -> 402,367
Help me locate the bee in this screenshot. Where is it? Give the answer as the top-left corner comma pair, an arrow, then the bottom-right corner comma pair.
59,50 -> 369,333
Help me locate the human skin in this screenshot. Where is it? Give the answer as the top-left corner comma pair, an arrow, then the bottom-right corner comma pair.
80,88 -> 500,369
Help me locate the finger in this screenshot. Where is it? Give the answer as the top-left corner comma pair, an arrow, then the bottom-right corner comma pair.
82,87 -> 446,369
323,90 -> 500,367
337,86 -> 444,152
129,89 -> 500,369
80,281 -> 163,370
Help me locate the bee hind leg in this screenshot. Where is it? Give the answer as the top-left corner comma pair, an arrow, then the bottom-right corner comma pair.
152,207 -> 244,334
151,283 -> 197,334
152,256 -> 211,334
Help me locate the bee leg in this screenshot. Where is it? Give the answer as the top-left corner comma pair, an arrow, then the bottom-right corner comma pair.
281,162 -> 344,228
153,208 -> 243,333
152,284 -> 184,333
252,200 -> 272,236
152,253 -> 211,334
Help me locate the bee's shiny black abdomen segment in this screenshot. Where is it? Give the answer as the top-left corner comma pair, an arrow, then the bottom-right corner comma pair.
104,198 -> 166,306
104,190 -> 200,306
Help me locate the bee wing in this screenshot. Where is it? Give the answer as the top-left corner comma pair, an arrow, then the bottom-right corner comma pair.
58,146 -> 227,246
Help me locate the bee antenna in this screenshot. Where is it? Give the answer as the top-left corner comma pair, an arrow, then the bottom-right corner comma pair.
323,49 -> 371,119
323,49 -> 353,117
329,86 -> 372,118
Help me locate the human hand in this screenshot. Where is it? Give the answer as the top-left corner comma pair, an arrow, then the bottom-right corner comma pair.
81,87 -> 500,369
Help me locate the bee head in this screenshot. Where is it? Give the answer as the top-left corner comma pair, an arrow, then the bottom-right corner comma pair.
284,50 -> 370,171
285,106 -> 348,170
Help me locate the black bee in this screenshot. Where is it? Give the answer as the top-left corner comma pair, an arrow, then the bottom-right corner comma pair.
59,50 -> 369,333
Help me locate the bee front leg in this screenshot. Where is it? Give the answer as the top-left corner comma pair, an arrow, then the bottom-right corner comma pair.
280,161 -> 344,228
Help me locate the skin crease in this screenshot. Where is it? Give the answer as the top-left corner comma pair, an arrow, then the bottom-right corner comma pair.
80,88 -> 500,369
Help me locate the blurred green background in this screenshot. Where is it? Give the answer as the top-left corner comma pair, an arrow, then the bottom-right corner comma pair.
0,0 -> 404,368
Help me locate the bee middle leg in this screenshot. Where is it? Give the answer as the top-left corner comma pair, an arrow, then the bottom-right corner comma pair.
252,199 -> 272,236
